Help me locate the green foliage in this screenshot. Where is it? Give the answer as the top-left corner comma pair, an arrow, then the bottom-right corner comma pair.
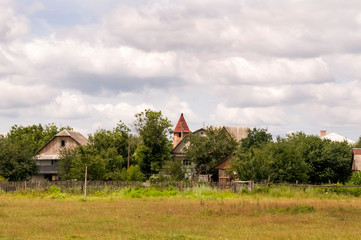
48,185 -> 61,195
0,123 -> 71,181
184,127 -> 238,171
58,148 -> 77,180
354,136 -> 361,148
0,176 -> 7,181
232,143 -> 273,182
70,146 -> 107,180
134,109 -> 173,176
232,128 -> 273,182
270,138 -> 309,183
0,135 -> 37,181
47,185 -> 69,199
88,122 -> 131,160
240,128 -> 273,150
286,133 -> 352,183
160,159 -> 186,181
348,171 -> 361,185
232,130 -> 353,184
7,123 -> 70,154
126,165 -> 146,181
58,121 -> 133,181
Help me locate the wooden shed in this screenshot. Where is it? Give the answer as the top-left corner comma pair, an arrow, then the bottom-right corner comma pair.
213,155 -> 236,184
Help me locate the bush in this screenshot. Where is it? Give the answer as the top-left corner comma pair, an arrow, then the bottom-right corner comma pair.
348,171 -> 361,185
127,165 -> 146,181
48,185 -> 61,194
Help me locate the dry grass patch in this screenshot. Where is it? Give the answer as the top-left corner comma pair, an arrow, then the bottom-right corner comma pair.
1,194 -> 361,239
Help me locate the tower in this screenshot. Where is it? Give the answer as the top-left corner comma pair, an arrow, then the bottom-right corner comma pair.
173,113 -> 192,148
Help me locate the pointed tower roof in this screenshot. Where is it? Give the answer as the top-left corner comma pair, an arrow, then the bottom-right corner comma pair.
174,113 -> 192,133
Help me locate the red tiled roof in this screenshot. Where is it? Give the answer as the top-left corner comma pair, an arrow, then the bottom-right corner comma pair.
353,149 -> 361,155
174,113 -> 192,133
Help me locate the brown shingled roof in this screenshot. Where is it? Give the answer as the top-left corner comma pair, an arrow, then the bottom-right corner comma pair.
56,130 -> 89,145
174,113 -> 192,133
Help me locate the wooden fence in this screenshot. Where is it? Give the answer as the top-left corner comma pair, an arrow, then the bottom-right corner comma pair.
0,180 -> 243,193
1,180 -> 359,194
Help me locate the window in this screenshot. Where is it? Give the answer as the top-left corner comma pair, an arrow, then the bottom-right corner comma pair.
178,133 -> 181,137
61,140 -> 66,147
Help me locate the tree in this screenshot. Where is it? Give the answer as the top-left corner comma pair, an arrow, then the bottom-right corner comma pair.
233,130 -> 353,184
232,128 -> 273,182
287,132 -> 352,183
57,121 -> 134,181
69,146 -> 107,180
160,159 -> 186,181
0,135 -> 37,181
7,123 -> 70,154
0,123 -> 69,181
354,136 -> 361,148
184,127 -> 238,171
134,109 -> 173,176
270,137 -> 309,183
58,148 -> 77,180
88,121 -> 130,159
232,142 -> 273,182
240,127 -> 273,150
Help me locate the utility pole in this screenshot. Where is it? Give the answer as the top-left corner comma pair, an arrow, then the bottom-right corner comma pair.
84,166 -> 88,200
127,134 -> 131,169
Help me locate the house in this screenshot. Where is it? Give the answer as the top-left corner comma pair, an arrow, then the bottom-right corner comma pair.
171,113 -> 249,181
213,155 -> 236,184
32,130 -> 88,181
352,148 -> 361,172
320,130 -> 355,145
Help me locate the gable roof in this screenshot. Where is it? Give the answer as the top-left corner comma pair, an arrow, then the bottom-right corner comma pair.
56,130 -> 89,145
174,113 -> 192,133
321,132 -> 355,144
36,130 -> 88,154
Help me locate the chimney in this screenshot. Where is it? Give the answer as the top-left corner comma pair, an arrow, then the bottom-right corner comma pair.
320,130 -> 326,137
181,122 -> 184,139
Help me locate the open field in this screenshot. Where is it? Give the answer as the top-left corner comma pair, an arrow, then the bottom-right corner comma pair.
2,187 -> 361,239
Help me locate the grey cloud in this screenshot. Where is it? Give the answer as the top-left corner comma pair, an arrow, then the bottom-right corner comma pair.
97,0 -> 361,58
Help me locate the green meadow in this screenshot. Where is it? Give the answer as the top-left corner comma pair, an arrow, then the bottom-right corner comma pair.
1,186 -> 361,239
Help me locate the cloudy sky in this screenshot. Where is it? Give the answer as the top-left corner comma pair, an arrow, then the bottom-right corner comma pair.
1,0 -> 361,140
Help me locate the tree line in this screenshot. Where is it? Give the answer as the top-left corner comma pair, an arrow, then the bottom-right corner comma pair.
0,109 -> 173,181
0,110 -> 359,184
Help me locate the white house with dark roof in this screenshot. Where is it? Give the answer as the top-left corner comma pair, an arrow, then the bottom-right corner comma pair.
32,130 -> 88,181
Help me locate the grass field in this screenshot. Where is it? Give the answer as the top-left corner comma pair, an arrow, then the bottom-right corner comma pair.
1,186 -> 361,239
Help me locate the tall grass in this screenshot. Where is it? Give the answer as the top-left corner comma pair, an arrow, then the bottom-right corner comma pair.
3,184 -> 361,201
2,193 -> 361,239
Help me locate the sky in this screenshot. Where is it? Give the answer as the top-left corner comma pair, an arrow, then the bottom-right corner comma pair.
1,0 -> 361,141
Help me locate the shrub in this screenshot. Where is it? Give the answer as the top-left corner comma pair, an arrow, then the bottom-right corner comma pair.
348,171 -> 361,185
127,165 -> 146,182
48,185 -> 61,195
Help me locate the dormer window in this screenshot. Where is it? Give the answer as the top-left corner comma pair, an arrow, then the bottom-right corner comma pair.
61,140 -> 66,147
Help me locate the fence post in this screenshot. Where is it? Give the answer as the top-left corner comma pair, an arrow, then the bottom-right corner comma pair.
84,166 -> 88,200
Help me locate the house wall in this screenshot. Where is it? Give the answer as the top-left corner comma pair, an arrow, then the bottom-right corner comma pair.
38,136 -> 79,155
352,154 -> 361,171
173,132 -> 190,149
